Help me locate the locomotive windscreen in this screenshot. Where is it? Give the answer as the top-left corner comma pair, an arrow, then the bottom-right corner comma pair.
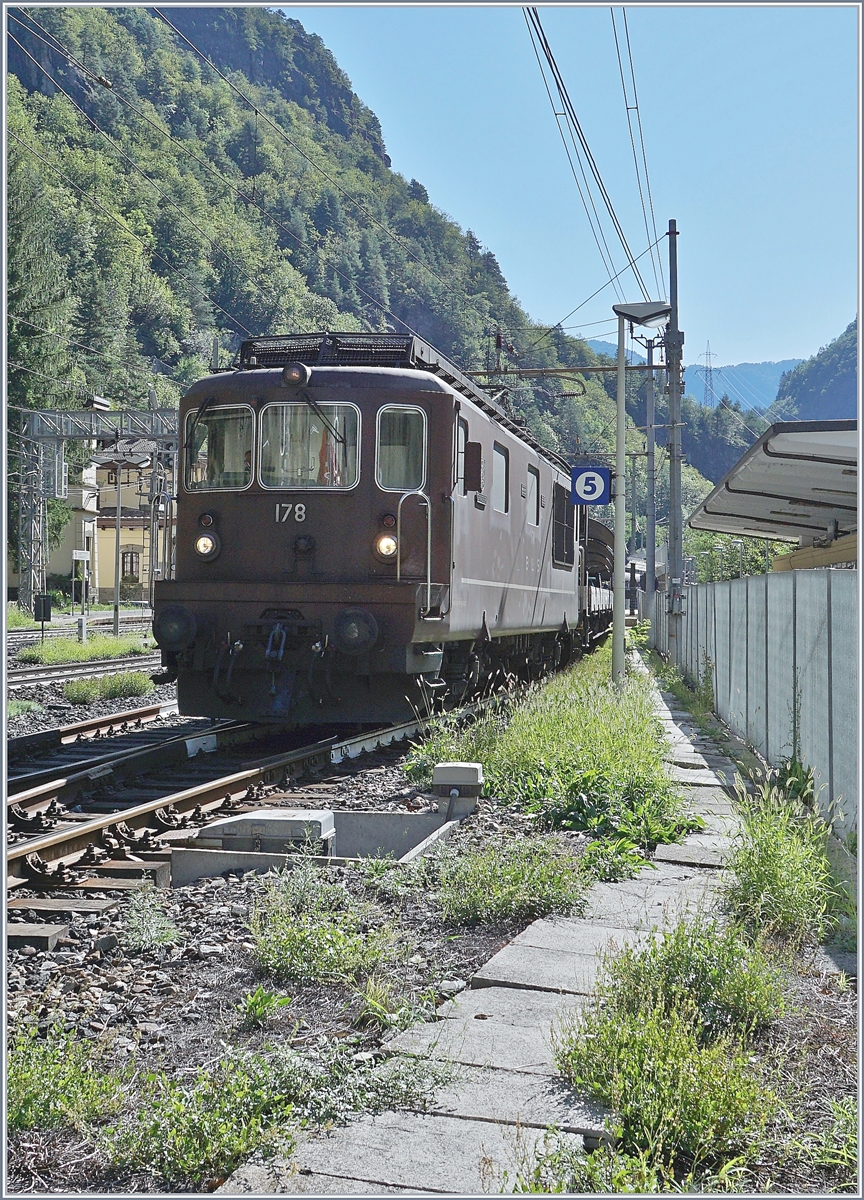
185,406 -> 253,491
259,403 -> 359,489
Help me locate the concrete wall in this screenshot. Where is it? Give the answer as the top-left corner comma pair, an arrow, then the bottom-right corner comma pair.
651,569 -> 858,837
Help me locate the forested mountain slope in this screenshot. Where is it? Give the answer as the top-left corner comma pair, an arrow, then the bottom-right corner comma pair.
767,319 -> 858,422
7,4 -> 715,542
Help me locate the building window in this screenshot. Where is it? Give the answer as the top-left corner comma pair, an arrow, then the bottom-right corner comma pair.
552,481 -> 575,567
121,551 -> 140,580
527,466 -> 540,527
492,443 -> 509,513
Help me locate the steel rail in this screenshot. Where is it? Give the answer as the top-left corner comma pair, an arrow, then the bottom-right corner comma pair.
6,701 -> 494,885
7,701 -> 179,763
7,653 -> 163,688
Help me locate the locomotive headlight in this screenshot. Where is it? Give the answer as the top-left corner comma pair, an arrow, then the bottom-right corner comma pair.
374,533 -> 398,560
194,531 -> 221,560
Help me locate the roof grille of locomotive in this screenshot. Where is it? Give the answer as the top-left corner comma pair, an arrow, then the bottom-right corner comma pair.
233,331 -> 571,473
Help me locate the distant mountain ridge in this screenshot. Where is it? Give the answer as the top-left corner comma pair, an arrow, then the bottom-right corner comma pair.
587,339 -> 801,411
766,320 -> 857,422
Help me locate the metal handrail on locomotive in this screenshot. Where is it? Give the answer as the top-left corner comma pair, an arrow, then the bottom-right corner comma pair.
152,332 -> 613,724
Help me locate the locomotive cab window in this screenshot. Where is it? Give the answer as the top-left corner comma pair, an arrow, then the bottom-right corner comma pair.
376,406 -> 426,491
552,481 -> 575,567
259,402 -> 359,489
456,417 -> 468,495
185,405 -> 254,492
527,465 -> 540,527
492,443 -> 509,513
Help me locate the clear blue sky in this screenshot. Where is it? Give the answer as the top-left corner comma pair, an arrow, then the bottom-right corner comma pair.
280,4 -> 859,365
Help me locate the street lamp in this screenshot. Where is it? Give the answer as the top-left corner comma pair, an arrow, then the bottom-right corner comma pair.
611,300 -> 671,687
730,538 -> 744,579
699,550 -> 711,582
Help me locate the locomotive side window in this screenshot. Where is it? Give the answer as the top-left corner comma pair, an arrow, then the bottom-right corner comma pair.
259,403 -> 359,490
552,481 -> 575,567
456,418 -> 468,495
376,406 -> 426,491
492,443 -> 509,513
527,465 -> 540,526
185,405 -> 254,492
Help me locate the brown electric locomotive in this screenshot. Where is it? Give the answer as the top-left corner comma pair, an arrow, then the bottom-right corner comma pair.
152,332 -> 612,725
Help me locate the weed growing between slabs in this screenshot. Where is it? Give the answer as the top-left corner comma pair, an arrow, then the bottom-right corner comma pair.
121,879 -> 180,951
64,671 -> 154,705
550,916 -> 782,1185
251,858 -> 401,982
7,1024 -> 449,1191
17,634 -> 152,665
724,773 -> 853,951
406,642 -> 697,853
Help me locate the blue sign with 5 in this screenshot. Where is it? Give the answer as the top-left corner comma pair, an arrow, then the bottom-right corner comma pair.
570,465 -> 612,505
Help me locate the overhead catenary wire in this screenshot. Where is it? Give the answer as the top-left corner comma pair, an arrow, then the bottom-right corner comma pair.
523,7 -> 625,304
524,6 -> 652,303
522,231 -> 668,356
622,9 -> 665,299
610,7 -> 664,300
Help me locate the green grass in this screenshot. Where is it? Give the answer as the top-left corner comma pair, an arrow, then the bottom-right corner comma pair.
594,915 -> 785,1042
554,1000 -> 773,1173
107,1040 -> 447,1188
8,699 -> 44,719
407,643 -> 697,850
250,861 -> 400,983
789,1096 -> 858,1189
724,782 -> 837,949
6,603 -> 38,629
7,1024 -> 130,1131
436,835 -> 587,925
63,671 -> 155,705
106,1054 -> 297,1188
551,916 -> 782,1178
17,634 -> 152,665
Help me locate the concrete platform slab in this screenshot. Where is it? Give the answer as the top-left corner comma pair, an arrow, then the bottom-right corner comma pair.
417,1064 -> 612,1142
505,917 -> 652,957
284,1111 -> 584,1195
471,944 -> 599,995
436,985 -> 585,1025
387,1013 -> 559,1073
583,875 -> 724,929
653,844 -> 726,868
217,1161 -> 440,1195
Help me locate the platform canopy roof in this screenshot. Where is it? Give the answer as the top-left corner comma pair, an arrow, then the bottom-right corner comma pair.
687,420 -> 857,542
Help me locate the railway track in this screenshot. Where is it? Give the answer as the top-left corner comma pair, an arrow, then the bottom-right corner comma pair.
6,613 -> 152,649
7,652 -> 163,688
6,701 -> 489,900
